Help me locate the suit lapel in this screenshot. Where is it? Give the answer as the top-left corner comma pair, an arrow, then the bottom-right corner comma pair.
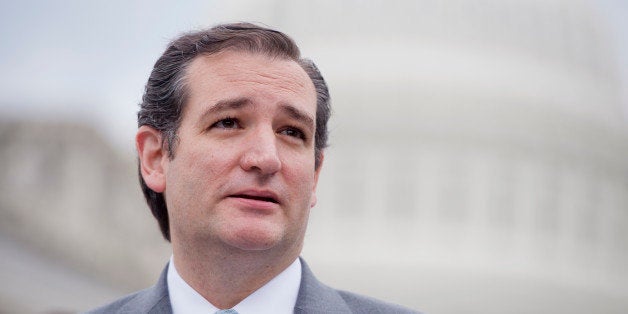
294,258 -> 352,314
119,264 -> 172,314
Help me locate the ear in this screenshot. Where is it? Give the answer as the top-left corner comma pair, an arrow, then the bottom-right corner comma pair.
310,151 -> 324,208
136,125 -> 167,193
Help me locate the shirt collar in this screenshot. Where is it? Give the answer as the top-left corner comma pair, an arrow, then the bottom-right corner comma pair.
167,256 -> 302,314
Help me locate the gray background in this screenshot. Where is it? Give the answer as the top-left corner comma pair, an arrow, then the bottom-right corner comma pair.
1,0 -> 627,313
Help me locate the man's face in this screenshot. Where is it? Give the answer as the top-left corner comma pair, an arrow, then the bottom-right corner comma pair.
162,51 -> 321,254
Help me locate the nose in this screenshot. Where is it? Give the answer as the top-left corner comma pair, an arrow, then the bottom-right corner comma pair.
239,128 -> 282,175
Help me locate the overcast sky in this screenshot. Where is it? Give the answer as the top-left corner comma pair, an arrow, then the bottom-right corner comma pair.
1,0 -> 627,156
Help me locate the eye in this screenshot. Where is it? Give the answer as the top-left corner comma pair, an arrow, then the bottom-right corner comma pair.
212,117 -> 240,129
279,126 -> 306,140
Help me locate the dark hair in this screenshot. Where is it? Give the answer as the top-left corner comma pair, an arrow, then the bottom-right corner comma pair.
137,22 -> 331,241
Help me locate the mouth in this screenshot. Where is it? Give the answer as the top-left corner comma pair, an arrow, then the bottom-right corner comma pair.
229,192 -> 279,204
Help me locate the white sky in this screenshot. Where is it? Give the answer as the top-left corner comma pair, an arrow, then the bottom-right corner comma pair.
0,0 -> 626,156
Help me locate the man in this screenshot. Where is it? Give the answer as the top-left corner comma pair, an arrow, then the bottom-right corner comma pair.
89,22 -> 418,314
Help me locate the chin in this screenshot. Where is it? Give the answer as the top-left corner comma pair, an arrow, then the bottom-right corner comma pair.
224,224 -> 286,251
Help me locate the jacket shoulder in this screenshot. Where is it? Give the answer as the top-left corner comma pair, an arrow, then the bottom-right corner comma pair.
85,286 -> 171,314
337,289 -> 421,314
85,289 -> 145,314
84,265 -> 171,314
297,258 -> 421,314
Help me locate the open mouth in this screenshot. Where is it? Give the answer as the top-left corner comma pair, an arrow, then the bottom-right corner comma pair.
230,194 -> 279,204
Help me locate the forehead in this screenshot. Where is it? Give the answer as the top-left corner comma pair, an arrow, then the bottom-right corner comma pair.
183,50 -> 317,115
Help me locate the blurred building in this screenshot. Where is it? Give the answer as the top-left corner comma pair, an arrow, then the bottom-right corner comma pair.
0,120 -> 171,312
292,0 -> 628,312
1,0 -> 627,313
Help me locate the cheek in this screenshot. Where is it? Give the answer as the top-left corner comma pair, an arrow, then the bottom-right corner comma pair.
181,144 -> 234,175
283,157 -> 317,197
167,149 -> 223,199
166,150 -> 234,220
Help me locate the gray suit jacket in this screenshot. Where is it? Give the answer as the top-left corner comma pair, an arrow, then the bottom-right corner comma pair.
87,258 -> 419,314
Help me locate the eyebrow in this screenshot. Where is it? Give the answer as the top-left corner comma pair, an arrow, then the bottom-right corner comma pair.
199,97 -> 315,130
197,97 -> 251,126
203,97 -> 252,117
279,103 -> 315,131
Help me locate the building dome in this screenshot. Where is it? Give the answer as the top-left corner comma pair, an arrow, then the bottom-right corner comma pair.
223,0 -> 628,312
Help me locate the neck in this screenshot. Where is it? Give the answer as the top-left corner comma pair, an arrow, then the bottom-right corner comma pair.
171,240 -> 301,309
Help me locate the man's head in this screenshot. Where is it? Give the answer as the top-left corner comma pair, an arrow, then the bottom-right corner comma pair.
136,23 -> 330,243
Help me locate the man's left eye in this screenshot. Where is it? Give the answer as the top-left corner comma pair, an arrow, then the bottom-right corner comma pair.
212,117 -> 240,129
279,127 -> 306,140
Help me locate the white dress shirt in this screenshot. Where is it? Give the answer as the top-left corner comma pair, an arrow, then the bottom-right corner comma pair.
167,256 -> 302,314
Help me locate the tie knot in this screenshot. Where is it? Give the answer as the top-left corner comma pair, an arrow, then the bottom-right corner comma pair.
216,309 -> 238,314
